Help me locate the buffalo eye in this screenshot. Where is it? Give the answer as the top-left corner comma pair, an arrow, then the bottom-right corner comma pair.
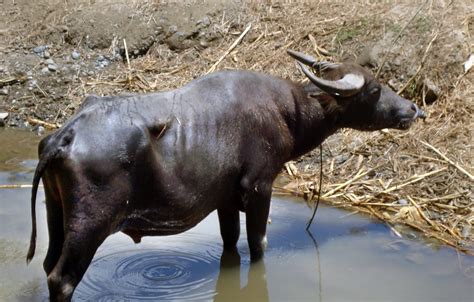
369,87 -> 380,95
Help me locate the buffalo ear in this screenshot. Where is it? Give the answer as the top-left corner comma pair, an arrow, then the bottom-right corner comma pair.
308,92 -> 341,114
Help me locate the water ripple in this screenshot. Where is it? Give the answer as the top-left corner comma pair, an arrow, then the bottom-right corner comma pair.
75,234 -> 221,301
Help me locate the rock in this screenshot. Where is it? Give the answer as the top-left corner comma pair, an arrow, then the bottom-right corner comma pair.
168,25 -> 178,35
199,39 -> 209,48
463,54 -> 473,73
35,125 -> 45,136
45,58 -> 55,65
422,78 -> 440,104
47,63 -> 59,72
429,211 -> 441,220
28,79 -> 37,89
0,112 -> 9,127
43,50 -> 51,59
461,225 -> 471,239
41,66 -> 50,74
0,88 -> 8,95
71,50 -> 80,60
357,43 -> 383,67
397,199 -> 408,205
196,16 -> 211,27
388,79 -> 402,91
94,55 -> 110,68
33,45 -> 47,54
335,154 -> 349,164
166,32 -> 194,50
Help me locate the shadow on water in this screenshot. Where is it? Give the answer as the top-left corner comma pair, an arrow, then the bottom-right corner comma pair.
1,129 -> 473,301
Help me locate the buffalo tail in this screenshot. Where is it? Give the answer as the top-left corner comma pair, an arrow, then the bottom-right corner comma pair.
26,154 -> 49,264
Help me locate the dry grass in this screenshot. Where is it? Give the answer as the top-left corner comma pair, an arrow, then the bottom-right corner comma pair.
49,1 -> 473,254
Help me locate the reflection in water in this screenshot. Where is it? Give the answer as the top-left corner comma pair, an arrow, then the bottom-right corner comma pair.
215,250 -> 269,302
1,129 -> 473,301
306,230 -> 323,302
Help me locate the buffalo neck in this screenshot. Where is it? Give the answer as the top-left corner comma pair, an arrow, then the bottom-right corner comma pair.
287,83 -> 340,160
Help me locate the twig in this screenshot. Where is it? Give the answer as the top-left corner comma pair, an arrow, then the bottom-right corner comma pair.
375,0 -> 429,78
366,205 -> 386,221
322,168 -> 371,198
357,202 -> 405,207
27,117 -> 61,129
207,23 -> 252,74
339,210 -> 360,219
308,34 -> 329,60
0,184 -> 42,189
382,167 -> 447,194
415,192 -> 465,202
407,196 -> 439,231
420,141 -> 474,181
397,31 -> 439,94
404,221 -> 474,256
85,81 -> 125,86
123,39 -> 132,84
34,82 -> 49,98
0,75 -> 27,88
387,223 -> 403,238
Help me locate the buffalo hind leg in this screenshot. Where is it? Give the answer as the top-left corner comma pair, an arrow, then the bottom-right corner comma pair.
43,176 -> 64,275
218,208 -> 240,251
43,198 -> 64,275
47,219 -> 109,302
244,183 -> 271,262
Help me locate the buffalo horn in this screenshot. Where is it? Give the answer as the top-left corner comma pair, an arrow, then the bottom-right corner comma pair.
297,62 -> 365,97
287,49 -> 317,67
287,49 -> 339,72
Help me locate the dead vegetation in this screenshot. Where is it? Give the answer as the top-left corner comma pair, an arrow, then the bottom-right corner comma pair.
1,1 -> 473,253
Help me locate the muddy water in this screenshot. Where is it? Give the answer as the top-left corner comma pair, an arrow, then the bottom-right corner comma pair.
0,128 -> 473,301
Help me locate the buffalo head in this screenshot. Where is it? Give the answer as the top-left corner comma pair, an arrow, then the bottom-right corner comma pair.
287,49 -> 426,131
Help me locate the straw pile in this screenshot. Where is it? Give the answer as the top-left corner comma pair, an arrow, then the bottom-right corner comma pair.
73,1 -> 473,254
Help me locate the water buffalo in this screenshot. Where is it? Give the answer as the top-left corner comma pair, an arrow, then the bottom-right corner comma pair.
27,50 -> 425,301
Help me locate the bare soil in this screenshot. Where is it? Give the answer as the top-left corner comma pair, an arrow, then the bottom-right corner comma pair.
0,0 -> 472,253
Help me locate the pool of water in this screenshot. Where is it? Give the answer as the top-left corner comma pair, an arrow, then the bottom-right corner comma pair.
0,128 -> 473,301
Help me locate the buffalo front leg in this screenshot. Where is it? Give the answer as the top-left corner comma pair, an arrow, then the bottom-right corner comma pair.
218,208 -> 240,251
244,183 -> 271,262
